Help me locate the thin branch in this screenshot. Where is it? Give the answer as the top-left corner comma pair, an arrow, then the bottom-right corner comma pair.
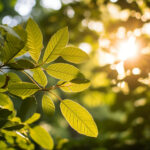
48,91 -> 62,101
22,70 -> 42,89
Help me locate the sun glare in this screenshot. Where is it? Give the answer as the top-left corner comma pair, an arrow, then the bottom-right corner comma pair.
118,36 -> 138,61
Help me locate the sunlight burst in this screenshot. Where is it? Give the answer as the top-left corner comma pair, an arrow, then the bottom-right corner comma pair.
117,36 -> 138,61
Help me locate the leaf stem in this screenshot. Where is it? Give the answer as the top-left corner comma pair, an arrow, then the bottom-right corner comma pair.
48,91 -> 62,101
22,70 -> 42,89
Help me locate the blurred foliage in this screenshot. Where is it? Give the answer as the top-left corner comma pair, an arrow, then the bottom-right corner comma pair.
1,0 -> 150,149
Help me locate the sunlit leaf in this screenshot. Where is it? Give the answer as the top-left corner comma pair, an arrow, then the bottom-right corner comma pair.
30,126 -> 54,149
0,33 -> 24,64
58,79 -> 90,92
60,99 -> 98,137
46,63 -> 84,81
8,82 -> 39,99
0,93 -> 14,111
42,94 -> 55,115
60,47 -> 89,64
26,18 -> 43,62
7,72 -> 21,85
32,68 -> 47,87
25,113 -> 40,124
43,27 -> 68,63
8,59 -> 35,70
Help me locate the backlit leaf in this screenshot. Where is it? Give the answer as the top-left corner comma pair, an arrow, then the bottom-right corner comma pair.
46,63 -> 84,81
60,47 -> 89,64
32,68 -> 47,87
42,94 -> 55,115
8,82 -> 39,99
8,59 -> 35,70
0,93 -> 14,111
30,126 -> 54,150
25,113 -> 40,124
60,99 -> 98,137
58,79 -> 90,92
0,32 -> 24,64
43,27 -> 68,63
26,18 -> 43,62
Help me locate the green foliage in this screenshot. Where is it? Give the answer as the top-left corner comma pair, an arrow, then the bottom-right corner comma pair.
60,47 -> 89,64
32,68 -> 47,87
0,18 -> 95,149
26,18 -> 43,62
42,94 -> 55,115
46,63 -> 84,81
60,99 -> 98,137
30,126 -> 54,149
8,82 -> 40,99
43,27 -> 68,63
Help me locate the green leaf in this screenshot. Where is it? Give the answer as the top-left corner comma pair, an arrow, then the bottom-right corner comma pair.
60,99 -> 98,137
25,113 -> 40,124
0,33 -> 24,64
18,97 -> 37,122
46,63 -> 84,81
30,126 -> 54,150
0,93 -> 14,111
7,72 -> 21,85
0,88 -> 7,93
13,25 -> 27,42
43,27 -> 69,63
8,59 -> 35,70
60,47 -> 89,64
32,68 -> 47,87
0,25 -> 21,39
26,18 -> 43,62
8,82 -> 39,99
0,107 -> 12,118
57,79 -> 90,93
0,74 -> 6,88
13,25 -> 29,57
3,120 -> 24,131
42,94 -> 55,116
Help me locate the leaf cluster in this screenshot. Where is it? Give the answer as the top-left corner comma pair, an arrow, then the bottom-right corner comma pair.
0,18 -> 98,149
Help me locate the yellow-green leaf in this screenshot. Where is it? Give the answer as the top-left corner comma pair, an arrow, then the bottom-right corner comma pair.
0,93 -> 14,111
25,113 -> 40,124
60,99 -> 98,137
26,18 -> 43,62
8,59 -> 35,69
60,47 -> 89,64
43,27 -> 68,63
30,126 -> 54,150
58,79 -> 90,92
8,82 -> 39,99
32,68 -> 47,87
42,94 -> 55,115
46,63 -> 84,81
